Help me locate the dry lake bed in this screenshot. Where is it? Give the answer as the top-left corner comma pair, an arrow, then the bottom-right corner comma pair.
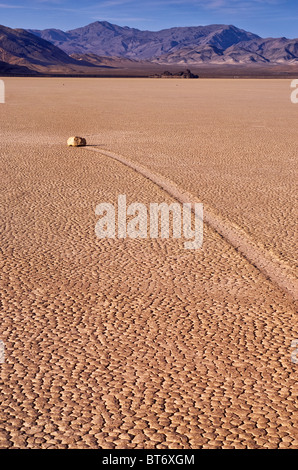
0,78 -> 297,448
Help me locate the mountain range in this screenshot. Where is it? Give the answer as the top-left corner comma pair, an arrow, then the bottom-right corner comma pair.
153,37 -> 298,65
29,22 -> 260,60
0,24 -> 84,74
0,21 -> 298,76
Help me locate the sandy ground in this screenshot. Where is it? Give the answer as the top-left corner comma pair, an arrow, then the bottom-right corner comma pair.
0,78 -> 297,449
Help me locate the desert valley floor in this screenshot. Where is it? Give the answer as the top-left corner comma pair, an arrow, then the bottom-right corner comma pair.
0,78 -> 297,448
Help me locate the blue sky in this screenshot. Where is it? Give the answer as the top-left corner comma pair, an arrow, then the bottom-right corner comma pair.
0,0 -> 297,38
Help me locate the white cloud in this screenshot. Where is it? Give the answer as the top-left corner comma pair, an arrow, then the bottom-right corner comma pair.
0,3 -> 23,7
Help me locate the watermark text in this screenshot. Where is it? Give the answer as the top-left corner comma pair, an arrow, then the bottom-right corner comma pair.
0,80 -> 4,103
291,339 -> 298,364
290,79 -> 298,103
95,195 -> 203,250
0,340 -> 5,364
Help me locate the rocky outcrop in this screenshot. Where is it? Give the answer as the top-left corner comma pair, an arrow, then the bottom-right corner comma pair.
152,69 -> 199,78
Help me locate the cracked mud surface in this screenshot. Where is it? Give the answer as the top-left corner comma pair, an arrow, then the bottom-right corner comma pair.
0,78 -> 297,449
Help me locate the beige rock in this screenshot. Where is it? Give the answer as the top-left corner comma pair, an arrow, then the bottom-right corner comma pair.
67,136 -> 86,147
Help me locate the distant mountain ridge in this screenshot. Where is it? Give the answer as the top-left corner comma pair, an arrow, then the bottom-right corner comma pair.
0,24 -> 132,74
153,37 -> 298,65
0,25 -> 78,67
28,21 -> 298,65
0,21 -> 298,75
29,22 -> 260,60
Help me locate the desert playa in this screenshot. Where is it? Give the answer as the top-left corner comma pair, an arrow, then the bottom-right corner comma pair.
0,78 -> 297,449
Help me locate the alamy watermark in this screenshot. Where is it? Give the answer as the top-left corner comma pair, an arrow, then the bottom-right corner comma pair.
290,79 -> 298,103
290,83 -> 298,363
95,195 -> 203,249
0,340 -> 5,364
291,340 -> 298,364
0,80 -> 4,103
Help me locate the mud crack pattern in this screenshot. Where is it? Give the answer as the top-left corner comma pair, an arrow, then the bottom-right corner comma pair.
0,78 -> 297,449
